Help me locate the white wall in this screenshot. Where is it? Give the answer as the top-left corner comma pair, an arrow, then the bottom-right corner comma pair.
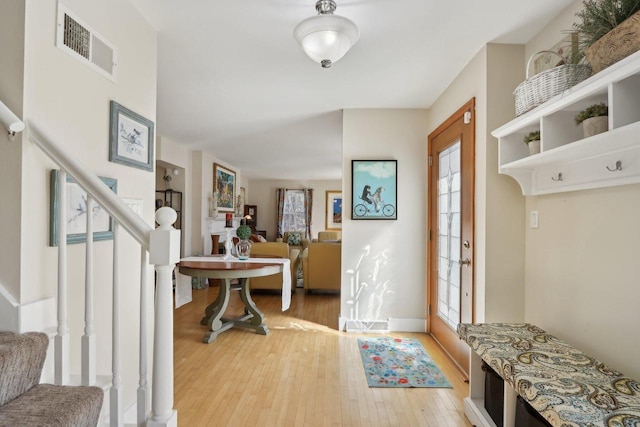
19,0 -> 157,407
341,109 -> 429,331
247,179 -> 342,241
522,0 -> 640,379
0,0 -> 25,308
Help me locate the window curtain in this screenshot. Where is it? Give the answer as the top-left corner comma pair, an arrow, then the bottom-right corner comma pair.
275,188 -> 286,238
303,188 -> 313,240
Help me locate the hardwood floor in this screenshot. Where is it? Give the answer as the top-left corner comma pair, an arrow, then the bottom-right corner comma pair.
173,286 -> 471,427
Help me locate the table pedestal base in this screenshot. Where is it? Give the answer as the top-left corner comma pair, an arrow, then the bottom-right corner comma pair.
200,277 -> 269,343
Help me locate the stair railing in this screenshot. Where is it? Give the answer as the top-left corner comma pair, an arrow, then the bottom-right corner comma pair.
27,122 -> 179,427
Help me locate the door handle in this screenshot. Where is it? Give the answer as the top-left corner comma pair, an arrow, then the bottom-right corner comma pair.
458,258 -> 471,267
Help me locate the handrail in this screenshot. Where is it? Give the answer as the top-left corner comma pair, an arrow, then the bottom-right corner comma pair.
28,122 -> 152,249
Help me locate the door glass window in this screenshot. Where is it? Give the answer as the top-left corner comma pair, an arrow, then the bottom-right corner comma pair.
437,140 -> 461,329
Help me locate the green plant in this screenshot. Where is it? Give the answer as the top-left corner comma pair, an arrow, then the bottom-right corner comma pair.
236,224 -> 252,240
573,0 -> 640,51
523,131 -> 541,144
574,102 -> 608,125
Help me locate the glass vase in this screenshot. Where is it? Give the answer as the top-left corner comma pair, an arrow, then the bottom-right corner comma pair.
236,239 -> 252,260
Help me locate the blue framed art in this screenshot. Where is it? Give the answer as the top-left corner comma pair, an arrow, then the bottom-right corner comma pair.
49,169 -> 117,246
351,160 -> 397,220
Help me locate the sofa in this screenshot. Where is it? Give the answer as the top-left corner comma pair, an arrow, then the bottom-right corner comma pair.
249,242 -> 300,291
301,242 -> 341,292
0,332 -> 103,426
313,230 -> 341,242
277,231 -> 309,252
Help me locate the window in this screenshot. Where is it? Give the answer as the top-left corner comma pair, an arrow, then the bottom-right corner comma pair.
282,190 -> 306,233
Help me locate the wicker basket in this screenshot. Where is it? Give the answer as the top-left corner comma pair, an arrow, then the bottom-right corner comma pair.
514,51 -> 592,116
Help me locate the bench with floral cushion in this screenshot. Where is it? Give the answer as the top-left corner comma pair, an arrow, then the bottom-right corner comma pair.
457,323 -> 640,427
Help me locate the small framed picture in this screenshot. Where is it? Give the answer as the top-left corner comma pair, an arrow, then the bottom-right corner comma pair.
213,163 -> 236,213
109,101 -> 154,171
352,160 -> 397,220
50,169 -> 117,246
325,191 -> 342,230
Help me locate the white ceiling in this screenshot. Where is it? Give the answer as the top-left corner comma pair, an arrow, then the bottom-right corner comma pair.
129,0 -> 575,180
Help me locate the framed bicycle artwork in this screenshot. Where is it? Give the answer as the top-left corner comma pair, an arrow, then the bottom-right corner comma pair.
351,160 -> 397,220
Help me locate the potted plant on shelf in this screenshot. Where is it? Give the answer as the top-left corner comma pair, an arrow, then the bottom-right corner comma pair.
573,0 -> 640,73
236,224 -> 253,260
574,102 -> 608,137
524,130 -> 541,155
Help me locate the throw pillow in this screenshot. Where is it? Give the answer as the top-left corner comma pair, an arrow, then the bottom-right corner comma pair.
257,235 -> 267,242
287,232 -> 302,246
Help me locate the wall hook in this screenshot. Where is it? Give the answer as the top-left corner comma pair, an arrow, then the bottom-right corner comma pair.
606,160 -> 622,172
551,172 -> 563,182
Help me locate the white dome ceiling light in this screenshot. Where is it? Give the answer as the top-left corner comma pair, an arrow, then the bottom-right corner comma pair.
293,0 -> 360,69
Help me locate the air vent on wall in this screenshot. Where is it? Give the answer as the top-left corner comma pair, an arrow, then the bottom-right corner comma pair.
56,3 -> 117,82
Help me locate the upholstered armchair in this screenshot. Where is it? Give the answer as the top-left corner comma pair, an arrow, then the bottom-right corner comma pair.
301,242 -> 341,292
249,242 -> 299,291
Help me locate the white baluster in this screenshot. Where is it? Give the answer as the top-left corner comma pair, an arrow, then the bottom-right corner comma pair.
138,248 -> 150,425
111,224 -> 122,426
82,196 -> 96,386
55,170 -> 69,385
148,207 -> 179,427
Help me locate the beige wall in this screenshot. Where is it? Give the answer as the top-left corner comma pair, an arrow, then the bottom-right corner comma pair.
17,0 -> 157,405
247,179 -> 341,241
341,109 -> 429,330
522,0 -> 640,379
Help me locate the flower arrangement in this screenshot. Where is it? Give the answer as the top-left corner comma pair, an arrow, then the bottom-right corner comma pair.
574,102 -> 608,125
523,131 -> 541,144
236,224 -> 252,240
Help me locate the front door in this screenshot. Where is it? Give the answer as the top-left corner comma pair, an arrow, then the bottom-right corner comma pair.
427,99 -> 475,379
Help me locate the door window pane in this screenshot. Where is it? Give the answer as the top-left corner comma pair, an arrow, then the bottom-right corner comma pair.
436,140 -> 462,330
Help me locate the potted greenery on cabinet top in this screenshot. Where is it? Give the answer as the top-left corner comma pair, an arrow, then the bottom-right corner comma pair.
524,130 -> 541,155
574,0 -> 640,73
575,102 -> 608,137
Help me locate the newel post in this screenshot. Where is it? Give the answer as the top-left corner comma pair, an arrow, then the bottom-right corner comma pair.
148,207 -> 180,427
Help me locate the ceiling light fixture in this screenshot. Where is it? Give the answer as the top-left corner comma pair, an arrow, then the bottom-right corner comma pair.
293,0 -> 359,69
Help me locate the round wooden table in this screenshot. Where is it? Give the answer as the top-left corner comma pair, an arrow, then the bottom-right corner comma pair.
178,259 -> 283,343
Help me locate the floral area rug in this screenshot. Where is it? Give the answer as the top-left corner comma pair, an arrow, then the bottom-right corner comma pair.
357,337 -> 451,388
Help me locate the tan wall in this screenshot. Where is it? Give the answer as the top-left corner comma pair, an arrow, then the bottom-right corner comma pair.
428,44 -> 527,325
522,0 -> 640,379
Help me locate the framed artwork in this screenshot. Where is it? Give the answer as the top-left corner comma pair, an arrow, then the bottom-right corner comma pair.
351,160 -> 397,220
213,163 -> 236,212
49,169 -> 117,246
325,190 -> 342,230
109,101 -> 155,171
